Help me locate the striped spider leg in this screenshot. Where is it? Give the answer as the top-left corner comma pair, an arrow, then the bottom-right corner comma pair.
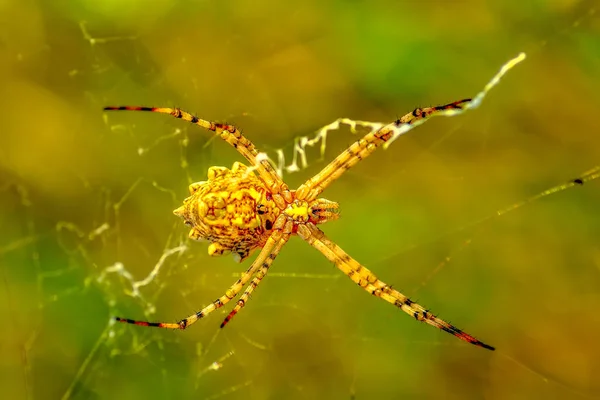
103,106 -> 292,208
296,99 -> 471,202
116,218 -> 289,329
298,223 -> 494,350
220,218 -> 294,328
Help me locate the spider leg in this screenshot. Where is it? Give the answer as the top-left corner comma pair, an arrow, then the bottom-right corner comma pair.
220,219 -> 294,328
297,223 -> 494,351
114,227 -> 287,330
103,106 -> 292,204
296,99 -> 470,202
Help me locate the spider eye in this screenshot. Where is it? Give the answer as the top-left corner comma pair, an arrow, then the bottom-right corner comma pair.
184,220 -> 193,227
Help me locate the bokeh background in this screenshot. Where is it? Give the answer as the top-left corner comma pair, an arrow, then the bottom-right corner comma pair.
1,1 -> 599,399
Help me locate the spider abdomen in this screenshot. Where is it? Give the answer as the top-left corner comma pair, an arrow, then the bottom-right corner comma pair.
173,161 -> 280,262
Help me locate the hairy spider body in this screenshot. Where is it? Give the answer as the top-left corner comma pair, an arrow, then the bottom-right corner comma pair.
176,160 -> 341,262
105,104 -> 494,350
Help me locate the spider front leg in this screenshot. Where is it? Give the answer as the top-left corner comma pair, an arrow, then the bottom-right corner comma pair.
103,106 -> 291,205
114,228 -> 288,330
296,99 -> 470,202
297,223 -> 494,350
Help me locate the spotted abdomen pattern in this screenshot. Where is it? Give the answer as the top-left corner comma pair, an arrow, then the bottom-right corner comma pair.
173,162 -> 280,262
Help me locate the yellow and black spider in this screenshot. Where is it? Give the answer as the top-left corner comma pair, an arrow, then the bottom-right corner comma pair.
104,99 -> 494,351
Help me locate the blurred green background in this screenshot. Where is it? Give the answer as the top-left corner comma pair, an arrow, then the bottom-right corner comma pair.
1,0 -> 599,399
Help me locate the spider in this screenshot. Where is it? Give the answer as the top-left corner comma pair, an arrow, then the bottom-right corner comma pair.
104,100 -> 494,351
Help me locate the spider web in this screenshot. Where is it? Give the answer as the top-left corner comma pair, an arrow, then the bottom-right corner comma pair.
2,2 -> 600,399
